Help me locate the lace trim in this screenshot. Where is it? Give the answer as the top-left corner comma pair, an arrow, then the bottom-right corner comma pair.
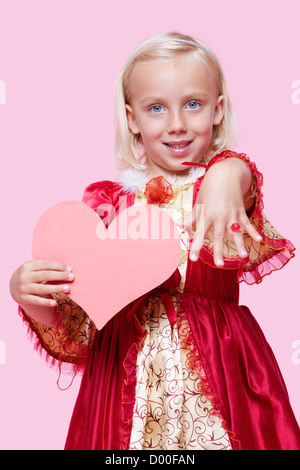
18,293 -> 96,378
176,302 -> 241,450
121,311 -> 148,450
128,295 -> 232,450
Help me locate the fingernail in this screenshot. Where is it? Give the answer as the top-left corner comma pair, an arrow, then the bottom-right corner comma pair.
64,285 -> 70,292
216,259 -> 224,267
190,253 -> 198,262
68,273 -> 74,280
256,235 -> 263,241
50,300 -> 57,307
241,250 -> 248,257
66,266 -> 72,272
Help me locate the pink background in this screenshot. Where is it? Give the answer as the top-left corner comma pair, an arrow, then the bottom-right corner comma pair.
1,0 -> 299,449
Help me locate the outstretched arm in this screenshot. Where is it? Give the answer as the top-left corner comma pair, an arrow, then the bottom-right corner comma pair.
178,157 -> 262,267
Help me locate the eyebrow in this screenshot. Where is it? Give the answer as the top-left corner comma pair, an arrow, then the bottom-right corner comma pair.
140,92 -> 209,103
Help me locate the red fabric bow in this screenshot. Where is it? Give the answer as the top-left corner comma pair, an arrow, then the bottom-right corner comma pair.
144,176 -> 174,204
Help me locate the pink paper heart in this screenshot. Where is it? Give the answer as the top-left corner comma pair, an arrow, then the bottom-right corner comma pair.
21,201 -> 181,330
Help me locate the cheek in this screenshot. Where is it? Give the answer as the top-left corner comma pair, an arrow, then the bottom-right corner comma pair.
139,118 -> 163,141
190,112 -> 215,136
191,123 -> 212,139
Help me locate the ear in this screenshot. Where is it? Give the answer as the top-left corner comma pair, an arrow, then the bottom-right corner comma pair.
213,95 -> 224,125
125,104 -> 140,135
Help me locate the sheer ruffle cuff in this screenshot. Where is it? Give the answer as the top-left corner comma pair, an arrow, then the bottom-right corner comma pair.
19,293 -> 96,375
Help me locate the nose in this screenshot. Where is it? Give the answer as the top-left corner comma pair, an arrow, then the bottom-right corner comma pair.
167,110 -> 187,134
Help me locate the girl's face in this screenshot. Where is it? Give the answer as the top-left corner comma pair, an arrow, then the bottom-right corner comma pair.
126,56 -> 224,178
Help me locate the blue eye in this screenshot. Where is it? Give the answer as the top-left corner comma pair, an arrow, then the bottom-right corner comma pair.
187,101 -> 201,109
149,105 -> 163,113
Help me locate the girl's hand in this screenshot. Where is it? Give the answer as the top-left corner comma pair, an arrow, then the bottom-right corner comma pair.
177,158 -> 262,267
9,260 -> 74,308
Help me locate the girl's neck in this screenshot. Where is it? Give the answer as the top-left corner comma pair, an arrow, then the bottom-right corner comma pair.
147,165 -> 192,180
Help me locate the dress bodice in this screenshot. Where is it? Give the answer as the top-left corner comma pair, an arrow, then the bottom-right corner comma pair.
82,150 -> 295,297
134,179 -> 240,304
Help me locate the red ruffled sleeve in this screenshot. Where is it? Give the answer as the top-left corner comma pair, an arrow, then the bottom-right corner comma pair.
200,150 -> 296,285
82,180 -> 135,226
19,296 -> 96,377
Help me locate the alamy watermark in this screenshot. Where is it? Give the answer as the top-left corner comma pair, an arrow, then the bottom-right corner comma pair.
95,198 -> 204,240
0,80 -> 6,104
291,80 -> 300,104
291,340 -> 300,365
0,340 -> 6,365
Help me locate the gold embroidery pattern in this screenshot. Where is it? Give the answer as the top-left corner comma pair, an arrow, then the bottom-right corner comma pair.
129,295 -> 232,450
134,184 -> 194,292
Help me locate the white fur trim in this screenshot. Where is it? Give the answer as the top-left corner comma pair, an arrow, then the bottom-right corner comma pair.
117,165 -> 206,192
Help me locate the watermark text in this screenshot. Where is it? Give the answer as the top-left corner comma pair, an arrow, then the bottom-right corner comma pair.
0,340 -> 6,365
291,80 -> 300,104
0,80 -> 6,104
291,340 -> 300,365
95,198 -> 204,241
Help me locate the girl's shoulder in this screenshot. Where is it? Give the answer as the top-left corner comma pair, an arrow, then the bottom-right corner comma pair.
206,150 -> 262,179
82,179 -> 134,211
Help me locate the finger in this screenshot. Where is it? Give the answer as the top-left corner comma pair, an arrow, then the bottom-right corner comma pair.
20,293 -> 58,308
29,281 -> 72,296
30,270 -> 74,284
239,213 -> 263,242
212,222 -> 227,267
28,260 -> 72,272
226,221 -> 248,258
230,231 -> 248,258
189,209 -> 208,261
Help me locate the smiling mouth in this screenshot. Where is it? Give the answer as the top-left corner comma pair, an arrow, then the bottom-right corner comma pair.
164,141 -> 192,149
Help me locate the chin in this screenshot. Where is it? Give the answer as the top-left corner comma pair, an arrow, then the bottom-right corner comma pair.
163,162 -> 191,175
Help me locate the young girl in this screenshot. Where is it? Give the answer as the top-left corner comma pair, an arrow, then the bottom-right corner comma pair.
9,31 -> 300,450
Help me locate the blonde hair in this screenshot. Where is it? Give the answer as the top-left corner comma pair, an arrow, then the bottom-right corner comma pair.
114,31 -> 236,171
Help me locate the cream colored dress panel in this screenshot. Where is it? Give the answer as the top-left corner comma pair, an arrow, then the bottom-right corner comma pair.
129,184 -> 232,450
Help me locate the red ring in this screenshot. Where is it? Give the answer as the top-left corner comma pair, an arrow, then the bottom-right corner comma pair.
230,223 -> 242,232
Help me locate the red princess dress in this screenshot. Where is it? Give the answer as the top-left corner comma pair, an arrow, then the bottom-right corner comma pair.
19,151 -> 300,450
